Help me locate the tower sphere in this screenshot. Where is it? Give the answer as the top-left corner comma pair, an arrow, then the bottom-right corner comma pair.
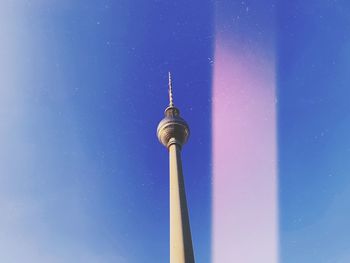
157,106 -> 190,148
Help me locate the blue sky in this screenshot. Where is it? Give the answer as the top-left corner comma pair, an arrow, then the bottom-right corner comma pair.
278,1 -> 350,262
0,1 -> 349,262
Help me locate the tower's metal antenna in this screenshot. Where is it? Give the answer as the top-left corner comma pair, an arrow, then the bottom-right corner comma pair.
168,72 -> 174,107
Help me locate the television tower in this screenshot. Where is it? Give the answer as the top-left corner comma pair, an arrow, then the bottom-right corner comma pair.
157,73 -> 195,263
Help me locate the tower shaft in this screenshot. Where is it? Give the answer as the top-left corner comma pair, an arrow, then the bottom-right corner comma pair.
169,142 -> 195,263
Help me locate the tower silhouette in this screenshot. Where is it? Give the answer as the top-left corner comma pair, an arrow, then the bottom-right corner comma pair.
157,73 -> 195,263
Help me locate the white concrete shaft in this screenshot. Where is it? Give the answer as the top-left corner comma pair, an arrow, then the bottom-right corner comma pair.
169,143 -> 195,263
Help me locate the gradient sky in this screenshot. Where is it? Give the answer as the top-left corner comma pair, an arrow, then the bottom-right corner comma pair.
0,1 -> 350,263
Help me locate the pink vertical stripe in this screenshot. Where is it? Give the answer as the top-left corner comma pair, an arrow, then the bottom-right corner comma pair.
212,36 -> 278,262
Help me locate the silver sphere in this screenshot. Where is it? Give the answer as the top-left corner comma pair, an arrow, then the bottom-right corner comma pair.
157,106 -> 190,148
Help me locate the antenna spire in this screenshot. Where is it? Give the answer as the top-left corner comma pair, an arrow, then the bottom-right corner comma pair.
168,72 -> 174,107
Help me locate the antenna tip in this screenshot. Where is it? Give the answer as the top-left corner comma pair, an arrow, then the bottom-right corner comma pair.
168,72 -> 174,107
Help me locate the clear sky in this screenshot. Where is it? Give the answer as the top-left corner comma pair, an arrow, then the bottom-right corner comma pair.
0,1 -> 349,262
